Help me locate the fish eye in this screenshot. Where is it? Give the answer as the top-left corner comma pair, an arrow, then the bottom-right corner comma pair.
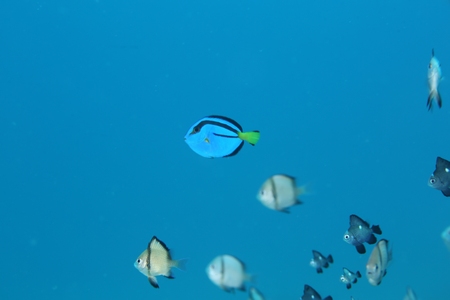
344,234 -> 350,240
137,259 -> 141,264
340,276 -> 345,282
430,178 -> 436,184
190,126 -> 200,134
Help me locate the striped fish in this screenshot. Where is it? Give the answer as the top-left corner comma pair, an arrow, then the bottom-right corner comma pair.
184,115 -> 260,158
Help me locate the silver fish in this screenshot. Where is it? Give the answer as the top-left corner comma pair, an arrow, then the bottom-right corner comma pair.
442,226 -> 450,251
366,239 -> 392,286
403,286 -> 418,300
257,174 -> 307,213
248,287 -> 265,300
427,48 -> 443,110
134,236 -> 187,288
301,284 -> 333,300
206,254 -> 251,292
343,214 -> 382,254
428,157 -> 450,197
340,267 -> 361,289
309,250 -> 333,273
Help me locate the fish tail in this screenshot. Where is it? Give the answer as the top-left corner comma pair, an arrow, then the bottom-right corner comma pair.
296,184 -> 310,197
371,224 -> 382,235
427,90 -> 442,110
427,92 -> 434,110
173,258 -> 189,271
237,130 -> 260,145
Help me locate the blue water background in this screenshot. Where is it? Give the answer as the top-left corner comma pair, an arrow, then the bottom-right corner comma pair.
1,0 -> 450,299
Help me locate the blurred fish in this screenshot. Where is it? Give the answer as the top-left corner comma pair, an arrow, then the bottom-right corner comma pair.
309,250 -> 333,273
428,157 -> 450,197
366,239 -> 392,286
206,254 -> 252,292
134,236 -> 188,288
343,214 -> 382,254
427,48 -> 443,110
340,267 -> 361,289
257,174 -> 307,213
441,226 -> 450,251
404,286 -> 418,300
248,287 -> 265,300
184,115 -> 260,158
301,284 -> 333,300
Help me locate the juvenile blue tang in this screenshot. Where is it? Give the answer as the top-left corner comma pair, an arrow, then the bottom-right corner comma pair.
184,115 -> 260,158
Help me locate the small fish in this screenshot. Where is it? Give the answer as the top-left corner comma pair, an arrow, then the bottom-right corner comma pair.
309,250 -> 333,273
340,267 -> 361,289
403,286 -> 418,300
257,174 -> 307,213
301,284 -> 333,300
343,214 -> 382,254
366,239 -> 392,286
428,157 -> 450,197
134,236 -> 188,288
248,287 -> 265,300
441,226 -> 450,251
184,115 -> 260,158
427,48 -> 443,110
206,254 -> 252,292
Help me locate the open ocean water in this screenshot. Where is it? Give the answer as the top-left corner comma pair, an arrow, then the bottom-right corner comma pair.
1,0 -> 450,299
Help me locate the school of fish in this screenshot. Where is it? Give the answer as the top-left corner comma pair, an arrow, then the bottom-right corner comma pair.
133,51 -> 448,299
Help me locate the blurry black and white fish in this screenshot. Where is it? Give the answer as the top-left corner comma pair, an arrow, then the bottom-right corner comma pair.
301,284 -> 333,300
343,214 -> 382,254
428,157 -> 450,197
309,250 -> 333,273
366,239 -> 392,286
427,48 -> 443,110
442,226 -> 450,251
256,174 -> 307,213
206,254 -> 252,293
248,287 -> 265,300
403,286 -> 418,300
340,267 -> 361,289
134,236 -> 188,288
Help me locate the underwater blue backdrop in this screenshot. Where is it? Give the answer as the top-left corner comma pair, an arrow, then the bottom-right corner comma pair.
1,0 -> 450,299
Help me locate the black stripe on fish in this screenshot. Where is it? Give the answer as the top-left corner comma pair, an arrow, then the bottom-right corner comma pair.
192,120 -> 239,136
223,141 -> 244,157
207,115 -> 243,132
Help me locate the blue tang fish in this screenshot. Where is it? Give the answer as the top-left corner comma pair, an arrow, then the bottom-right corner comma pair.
184,115 -> 260,158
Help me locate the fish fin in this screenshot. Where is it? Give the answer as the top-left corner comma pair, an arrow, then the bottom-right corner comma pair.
437,92 -> 442,108
383,270 -> 387,277
166,272 -> 175,279
371,225 -> 382,235
323,297 -> 333,300
224,141 -> 244,157
346,283 -> 351,289
279,208 -> 291,213
323,262 -> 329,268
353,278 -> 358,284
296,184 -> 310,195
173,258 -> 189,271
427,92 -> 434,111
356,271 -> 361,278
441,189 -> 450,197
356,244 -> 366,254
367,234 -> 377,244
327,255 -> 333,263
148,276 -> 159,288
237,130 -> 260,145
316,268 -> 323,274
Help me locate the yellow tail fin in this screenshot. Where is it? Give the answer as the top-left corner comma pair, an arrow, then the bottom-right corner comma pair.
238,131 -> 260,145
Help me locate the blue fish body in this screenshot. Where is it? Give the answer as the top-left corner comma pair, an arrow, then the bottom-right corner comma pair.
184,115 -> 260,158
